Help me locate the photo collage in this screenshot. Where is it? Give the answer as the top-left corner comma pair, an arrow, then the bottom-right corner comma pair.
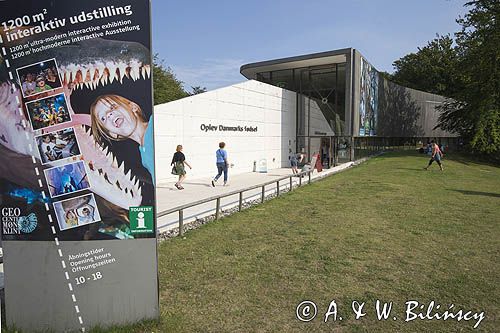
17,59 -> 101,232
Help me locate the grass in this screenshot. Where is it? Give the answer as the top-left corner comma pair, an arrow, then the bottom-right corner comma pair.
8,151 -> 500,332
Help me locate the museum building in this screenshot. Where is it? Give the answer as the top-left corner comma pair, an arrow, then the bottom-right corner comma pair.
154,48 -> 456,183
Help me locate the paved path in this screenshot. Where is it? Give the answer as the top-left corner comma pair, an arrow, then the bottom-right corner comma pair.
156,162 -> 355,233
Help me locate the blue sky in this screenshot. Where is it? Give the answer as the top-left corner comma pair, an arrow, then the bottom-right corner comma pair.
151,0 -> 469,91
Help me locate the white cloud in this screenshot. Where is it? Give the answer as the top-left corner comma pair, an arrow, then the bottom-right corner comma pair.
171,58 -> 247,91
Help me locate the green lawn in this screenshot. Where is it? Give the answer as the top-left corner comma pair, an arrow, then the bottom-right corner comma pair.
37,152 -> 500,332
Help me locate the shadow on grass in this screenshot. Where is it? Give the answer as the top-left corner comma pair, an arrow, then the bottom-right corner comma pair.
449,189 -> 500,198
375,150 -> 423,158
444,154 -> 472,166
396,167 -> 427,171
372,151 -> 499,168
443,152 -> 500,167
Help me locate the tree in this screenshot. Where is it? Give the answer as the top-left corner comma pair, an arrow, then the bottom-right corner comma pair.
391,0 -> 500,156
152,54 -> 189,105
391,35 -> 462,98
190,86 -> 207,95
438,0 -> 500,155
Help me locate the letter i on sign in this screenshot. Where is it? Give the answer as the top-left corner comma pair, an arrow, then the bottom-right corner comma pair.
137,212 -> 145,228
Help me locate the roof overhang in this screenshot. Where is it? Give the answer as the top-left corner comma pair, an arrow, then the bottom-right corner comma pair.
240,48 -> 352,79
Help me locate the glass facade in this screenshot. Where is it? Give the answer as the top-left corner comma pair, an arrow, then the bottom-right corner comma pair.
298,64 -> 346,136
256,62 -> 348,168
246,49 -> 459,166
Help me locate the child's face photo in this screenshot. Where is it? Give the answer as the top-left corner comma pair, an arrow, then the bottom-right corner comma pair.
94,99 -> 138,138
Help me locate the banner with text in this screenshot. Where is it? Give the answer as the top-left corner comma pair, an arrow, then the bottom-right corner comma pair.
0,0 -> 158,331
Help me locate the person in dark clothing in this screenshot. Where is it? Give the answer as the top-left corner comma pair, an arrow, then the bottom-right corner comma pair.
171,145 -> 192,190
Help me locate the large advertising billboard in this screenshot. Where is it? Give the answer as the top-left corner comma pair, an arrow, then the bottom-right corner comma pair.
0,0 -> 158,331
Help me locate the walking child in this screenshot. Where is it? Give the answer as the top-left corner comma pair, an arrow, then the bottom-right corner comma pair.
424,141 -> 444,171
290,151 -> 304,175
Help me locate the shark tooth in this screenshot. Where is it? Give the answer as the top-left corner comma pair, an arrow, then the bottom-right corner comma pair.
93,67 -> 100,81
130,68 -> 138,81
103,172 -> 112,185
106,62 -> 117,84
65,64 -> 76,83
93,64 -> 103,86
97,63 -> 105,78
129,60 -> 141,81
125,169 -> 132,181
114,67 -> 121,84
84,68 -> 92,81
111,70 -> 117,84
117,62 -> 128,82
133,177 -> 141,191
118,161 -> 125,173
125,67 -> 131,79
71,67 -> 80,84
62,71 -> 68,85
130,176 -> 139,190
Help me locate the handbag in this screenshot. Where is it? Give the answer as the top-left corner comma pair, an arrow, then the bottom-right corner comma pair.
171,165 -> 178,175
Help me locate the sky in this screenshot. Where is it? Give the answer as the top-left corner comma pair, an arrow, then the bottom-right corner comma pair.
151,0 -> 469,91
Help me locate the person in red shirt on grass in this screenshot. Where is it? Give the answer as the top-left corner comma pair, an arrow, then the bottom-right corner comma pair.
424,140 -> 444,171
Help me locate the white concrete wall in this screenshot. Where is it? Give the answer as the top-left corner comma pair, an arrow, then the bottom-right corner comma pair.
154,80 -> 297,184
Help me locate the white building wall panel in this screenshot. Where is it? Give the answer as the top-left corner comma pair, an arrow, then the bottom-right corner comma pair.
154,80 -> 297,183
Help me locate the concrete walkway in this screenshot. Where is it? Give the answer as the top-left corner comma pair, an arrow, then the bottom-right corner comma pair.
156,161 -> 355,233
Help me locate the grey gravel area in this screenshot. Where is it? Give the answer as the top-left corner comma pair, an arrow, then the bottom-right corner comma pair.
157,186 -> 291,241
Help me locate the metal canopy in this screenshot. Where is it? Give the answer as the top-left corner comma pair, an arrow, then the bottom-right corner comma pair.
240,48 -> 351,79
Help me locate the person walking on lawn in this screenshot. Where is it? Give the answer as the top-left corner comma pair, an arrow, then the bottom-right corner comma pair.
424,141 -> 444,171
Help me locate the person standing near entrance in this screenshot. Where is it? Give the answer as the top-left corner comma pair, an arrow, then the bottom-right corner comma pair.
212,142 -> 229,186
171,145 -> 192,190
290,151 -> 304,175
424,141 -> 444,171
